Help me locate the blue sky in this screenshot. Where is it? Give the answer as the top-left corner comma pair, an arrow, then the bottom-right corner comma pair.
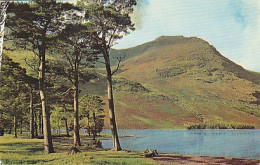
113,0 -> 260,72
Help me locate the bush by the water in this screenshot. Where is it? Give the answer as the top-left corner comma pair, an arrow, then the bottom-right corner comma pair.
86,140 -> 102,148
187,123 -> 255,129
144,149 -> 159,157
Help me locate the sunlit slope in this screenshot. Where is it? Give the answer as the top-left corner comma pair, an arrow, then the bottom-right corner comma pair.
3,43 -> 56,77
112,36 -> 260,128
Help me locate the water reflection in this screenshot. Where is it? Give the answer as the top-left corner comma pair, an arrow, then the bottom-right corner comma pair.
101,129 -> 260,159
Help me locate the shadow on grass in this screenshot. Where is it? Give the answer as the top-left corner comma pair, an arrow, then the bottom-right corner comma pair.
1,158 -> 52,165
29,147 -> 44,153
1,142 -> 40,147
0,142 -> 44,156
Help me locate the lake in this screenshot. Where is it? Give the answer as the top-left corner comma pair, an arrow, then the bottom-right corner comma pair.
101,129 -> 260,159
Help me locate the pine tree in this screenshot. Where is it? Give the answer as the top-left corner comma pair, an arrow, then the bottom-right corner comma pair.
78,0 -> 136,151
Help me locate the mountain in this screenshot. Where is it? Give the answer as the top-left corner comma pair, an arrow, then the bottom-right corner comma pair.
4,36 -> 260,129
106,36 -> 260,129
115,36 -> 260,84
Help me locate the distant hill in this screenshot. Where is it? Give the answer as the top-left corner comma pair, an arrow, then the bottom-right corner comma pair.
113,36 -> 260,84
108,36 -> 260,128
4,36 -> 260,129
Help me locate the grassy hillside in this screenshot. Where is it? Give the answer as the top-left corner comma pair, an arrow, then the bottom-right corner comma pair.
115,36 -> 260,128
4,36 -> 260,129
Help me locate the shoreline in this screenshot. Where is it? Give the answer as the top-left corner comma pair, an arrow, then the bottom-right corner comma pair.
149,154 -> 260,165
1,134 -> 259,164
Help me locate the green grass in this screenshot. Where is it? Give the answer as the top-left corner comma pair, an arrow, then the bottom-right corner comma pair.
0,134 -> 157,165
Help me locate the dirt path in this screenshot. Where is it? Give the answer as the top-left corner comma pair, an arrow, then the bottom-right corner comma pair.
149,154 -> 260,165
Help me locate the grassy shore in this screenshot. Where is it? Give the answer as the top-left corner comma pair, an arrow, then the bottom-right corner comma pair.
0,133 -> 259,165
0,134 -> 156,165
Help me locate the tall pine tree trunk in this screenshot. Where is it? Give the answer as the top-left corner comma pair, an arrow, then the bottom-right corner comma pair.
58,119 -> 61,136
92,112 -> 96,140
0,1 -> 9,70
38,112 -> 42,135
73,61 -> 81,146
13,115 -> 17,138
20,117 -> 23,134
104,53 -> 122,151
30,87 -> 34,138
87,115 -> 91,136
8,125 -> 11,134
35,112 -> 38,137
64,118 -> 69,137
40,112 -> 44,135
39,46 -> 54,153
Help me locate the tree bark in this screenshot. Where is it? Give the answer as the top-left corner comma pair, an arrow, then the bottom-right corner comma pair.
35,112 -> 38,137
38,112 -> 42,135
73,86 -> 81,146
30,87 -> 34,138
64,118 -> 69,137
104,52 -> 122,151
87,114 -> 91,136
8,125 -> 11,134
0,1 -> 9,70
39,45 -> 54,153
73,59 -> 81,146
20,117 -> 23,134
92,112 -> 96,140
13,115 -> 17,138
58,120 -> 60,136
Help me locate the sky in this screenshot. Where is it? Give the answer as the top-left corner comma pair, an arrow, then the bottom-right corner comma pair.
113,0 -> 260,72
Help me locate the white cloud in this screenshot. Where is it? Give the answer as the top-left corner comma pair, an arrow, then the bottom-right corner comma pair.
238,0 -> 260,71
114,0 -> 260,72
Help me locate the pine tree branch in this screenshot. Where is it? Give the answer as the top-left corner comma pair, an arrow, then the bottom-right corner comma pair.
111,52 -> 126,76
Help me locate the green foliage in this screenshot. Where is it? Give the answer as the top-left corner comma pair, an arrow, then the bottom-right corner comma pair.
113,78 -> 150,93
49,22 -> 98,88
78,0 -> 136,61
157,67 -> 186,78
51,105 -> 73,134
79,95 -> 105,138
187,122 -> 255,130
250,91 -> 260,105
7,1 -> 76,52
50,106 -> 63,134
0,55 -> 31,134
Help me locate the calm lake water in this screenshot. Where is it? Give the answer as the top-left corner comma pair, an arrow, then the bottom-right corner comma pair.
101,129 -> 260,159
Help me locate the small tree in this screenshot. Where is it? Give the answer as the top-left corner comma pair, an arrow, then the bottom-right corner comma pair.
51,106 -> 63,135
61,104 -> 73,137
53,86 -> 74,137
79,95 -> 105,140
